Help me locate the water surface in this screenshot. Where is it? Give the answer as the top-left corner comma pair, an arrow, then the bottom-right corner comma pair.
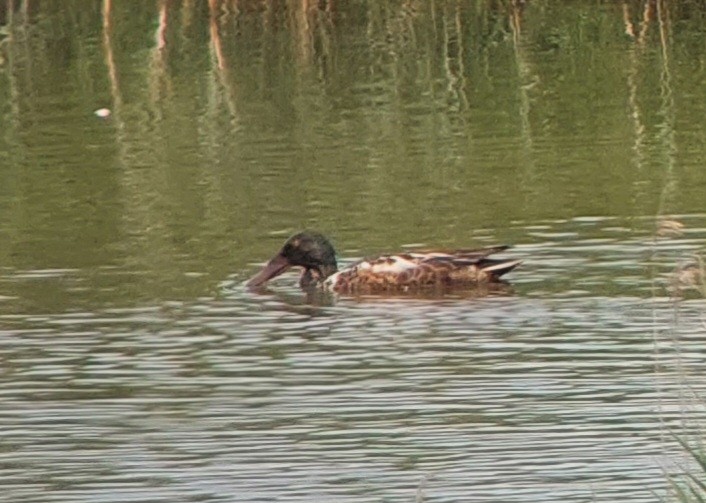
1,2 -> 706,502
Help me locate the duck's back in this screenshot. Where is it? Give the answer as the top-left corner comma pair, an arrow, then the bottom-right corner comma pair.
324,246 -> 520,293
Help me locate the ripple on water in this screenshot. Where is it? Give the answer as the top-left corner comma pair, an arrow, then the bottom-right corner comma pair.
2,220 -> 706,502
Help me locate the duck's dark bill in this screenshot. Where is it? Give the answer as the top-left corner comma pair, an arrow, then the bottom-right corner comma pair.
246,254 -> 291,288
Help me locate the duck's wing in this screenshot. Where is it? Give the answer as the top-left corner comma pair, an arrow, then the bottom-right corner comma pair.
415,245 -> 510,261
419,246 -> 520,279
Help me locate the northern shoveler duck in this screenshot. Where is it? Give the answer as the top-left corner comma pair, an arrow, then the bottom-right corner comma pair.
247,231 -> 521,294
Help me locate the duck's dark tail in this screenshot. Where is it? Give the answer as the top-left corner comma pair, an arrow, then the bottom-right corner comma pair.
480,259 -> 522,280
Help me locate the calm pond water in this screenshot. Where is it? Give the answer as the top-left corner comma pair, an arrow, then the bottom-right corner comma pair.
2,1 -> 706,502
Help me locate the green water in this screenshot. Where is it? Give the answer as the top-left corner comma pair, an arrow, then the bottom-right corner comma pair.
2,1 -> 705,311
1,2 -> 706,502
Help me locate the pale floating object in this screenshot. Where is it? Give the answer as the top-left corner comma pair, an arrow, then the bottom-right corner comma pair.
669,262 -> 705,297
656,218 -> 684,237
94,108 -> 111,118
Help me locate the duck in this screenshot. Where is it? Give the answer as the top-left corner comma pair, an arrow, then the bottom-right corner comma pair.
246,231 -> 521,294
